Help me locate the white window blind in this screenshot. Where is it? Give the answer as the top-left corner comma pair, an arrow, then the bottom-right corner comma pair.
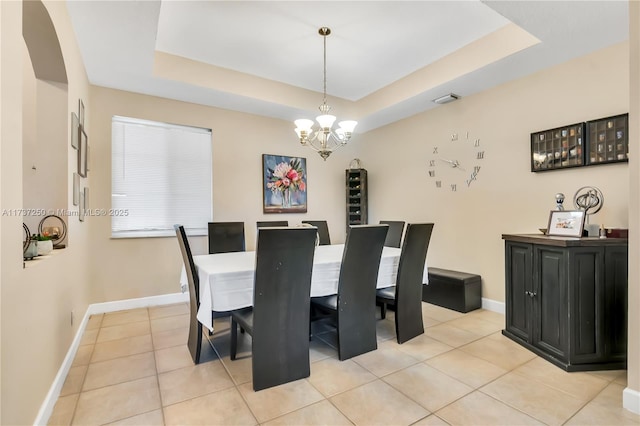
111,116 -> 212,238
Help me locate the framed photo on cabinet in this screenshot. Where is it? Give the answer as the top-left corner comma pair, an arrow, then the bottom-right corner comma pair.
547,210 -> 585,237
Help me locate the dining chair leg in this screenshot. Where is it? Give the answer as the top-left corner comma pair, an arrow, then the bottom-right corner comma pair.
380,302 -> 387,320
230,319 -> 238,360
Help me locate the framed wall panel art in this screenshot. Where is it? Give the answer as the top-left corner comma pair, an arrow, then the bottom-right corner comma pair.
73,173 -> 80,206
531,123 -> 585,172
78,127 -> 88,177
586,113 -> 629,165
71,112 -> 79,149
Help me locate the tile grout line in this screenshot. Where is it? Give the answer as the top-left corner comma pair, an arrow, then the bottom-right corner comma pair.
204,328 -> 262,425
52,306 -> 631,426
64,312 -> 103,426
148,307 -> 169,426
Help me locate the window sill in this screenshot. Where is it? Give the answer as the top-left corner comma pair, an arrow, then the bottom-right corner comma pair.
111,229 -> 206,239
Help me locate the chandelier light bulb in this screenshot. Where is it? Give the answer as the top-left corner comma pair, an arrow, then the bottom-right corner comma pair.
338,120 -> 357,133
316,114 -> 336,130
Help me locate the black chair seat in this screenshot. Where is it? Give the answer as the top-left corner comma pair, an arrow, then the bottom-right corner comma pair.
311,294 -> 338,311
376,286 -> 395,301
231,307 -> 253,333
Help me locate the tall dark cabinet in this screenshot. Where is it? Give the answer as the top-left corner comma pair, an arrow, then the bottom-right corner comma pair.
346,169 -> 368,229
502,234 -> 628,371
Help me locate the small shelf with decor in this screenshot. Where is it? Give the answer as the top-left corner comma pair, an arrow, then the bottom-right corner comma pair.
345,168 -> 367,230
531,123 -> 585,172
586,113 -> 629,165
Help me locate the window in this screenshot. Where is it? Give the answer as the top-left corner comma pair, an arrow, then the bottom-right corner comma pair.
111,116 -> 212,238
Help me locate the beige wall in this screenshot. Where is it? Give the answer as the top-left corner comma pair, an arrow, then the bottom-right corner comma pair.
362,42 -> 630,303
89,86 -> 360,302
1,1 -> 92,424
627,0 -> 639,406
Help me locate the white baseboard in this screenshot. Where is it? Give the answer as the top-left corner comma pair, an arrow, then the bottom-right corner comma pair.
624,386 -> 640,414
34,292 -> 188,425
481,297 -> 505,314
34,307 -> 92,425
87,292 -> 188,315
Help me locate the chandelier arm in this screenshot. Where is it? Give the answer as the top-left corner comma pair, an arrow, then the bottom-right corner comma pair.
305,130 -> 346,152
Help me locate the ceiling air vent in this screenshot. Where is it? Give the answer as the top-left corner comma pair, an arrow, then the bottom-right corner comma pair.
432,93 -> 460,104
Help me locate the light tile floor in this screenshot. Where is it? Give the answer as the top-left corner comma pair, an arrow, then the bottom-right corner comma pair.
48,303 -> 639,425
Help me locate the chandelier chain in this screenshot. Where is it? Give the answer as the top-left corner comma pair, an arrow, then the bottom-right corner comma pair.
322,30 -> 327,107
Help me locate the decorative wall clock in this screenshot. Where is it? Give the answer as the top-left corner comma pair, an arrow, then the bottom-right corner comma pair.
428,131 -> 485,191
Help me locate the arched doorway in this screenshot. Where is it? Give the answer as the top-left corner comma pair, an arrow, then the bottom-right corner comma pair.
22,0 -> 69,245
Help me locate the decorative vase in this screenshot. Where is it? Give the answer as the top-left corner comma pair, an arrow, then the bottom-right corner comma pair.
37,239 -> 53,256
282,188 -> 291,208
24,241 -> 38,259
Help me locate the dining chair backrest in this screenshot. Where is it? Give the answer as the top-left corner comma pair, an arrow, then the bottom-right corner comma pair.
174,224 -> 202,363
380,220 -> 406,248
256,220 -> 288,228
302,220 -> 331,245
394,223 -> 434,343
335,224 -> 388,359
252,226 -> 317,390
208,222 -> 245,254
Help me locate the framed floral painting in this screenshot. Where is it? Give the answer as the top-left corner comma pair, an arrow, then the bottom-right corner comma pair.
262,154 -> 307,213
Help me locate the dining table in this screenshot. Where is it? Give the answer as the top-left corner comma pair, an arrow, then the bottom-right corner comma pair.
180,243 -> 429,331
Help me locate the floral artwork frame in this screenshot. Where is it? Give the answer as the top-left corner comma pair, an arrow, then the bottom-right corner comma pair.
262,154 -> 307,213
547,210 -> 585,237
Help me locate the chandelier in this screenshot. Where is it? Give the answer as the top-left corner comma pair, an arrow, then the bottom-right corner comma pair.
294,27 -> 357,160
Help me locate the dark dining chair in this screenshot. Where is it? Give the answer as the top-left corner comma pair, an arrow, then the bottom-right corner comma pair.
256,220 -> 288,228
230,226 -> 317,391
174,224 -> 206,364
379,220 -> 405,248
376,223 -> 434,344
310,224 -> 388,360
302,220 -> 331,245
208,222 -> 245,254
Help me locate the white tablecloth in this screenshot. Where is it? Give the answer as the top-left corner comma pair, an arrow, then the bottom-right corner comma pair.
179,244 -> 428,331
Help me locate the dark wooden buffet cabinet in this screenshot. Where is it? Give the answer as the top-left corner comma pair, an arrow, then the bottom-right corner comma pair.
502,234 -> 627,371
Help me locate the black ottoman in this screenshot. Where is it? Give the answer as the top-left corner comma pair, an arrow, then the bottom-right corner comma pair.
423,267 -> 482,313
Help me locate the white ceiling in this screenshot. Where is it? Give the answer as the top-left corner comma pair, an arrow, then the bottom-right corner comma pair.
66,1 -> 629,133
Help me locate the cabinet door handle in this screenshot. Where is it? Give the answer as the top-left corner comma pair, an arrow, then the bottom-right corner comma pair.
524,291 -> 536,298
